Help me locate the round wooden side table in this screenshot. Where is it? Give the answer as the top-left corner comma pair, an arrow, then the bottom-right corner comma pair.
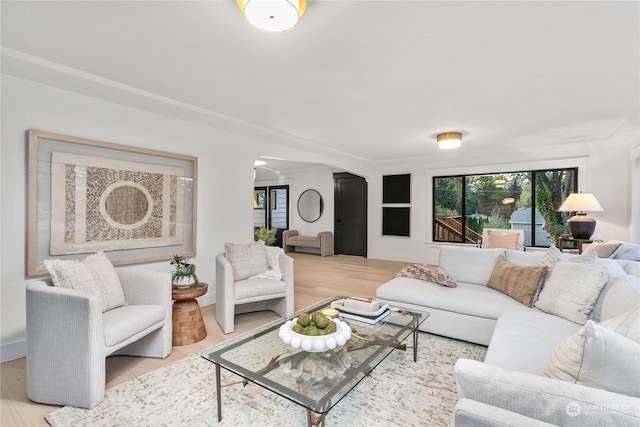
172,282 -> 208,346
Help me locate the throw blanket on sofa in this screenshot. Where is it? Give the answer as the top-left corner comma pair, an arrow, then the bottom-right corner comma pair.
396,264 -> 457,288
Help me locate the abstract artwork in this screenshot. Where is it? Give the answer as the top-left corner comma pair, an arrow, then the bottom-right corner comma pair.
28,130 -> 197,276
50,152 -> 185,254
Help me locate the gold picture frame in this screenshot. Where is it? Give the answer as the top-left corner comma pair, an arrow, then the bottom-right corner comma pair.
27,129 -> 198,276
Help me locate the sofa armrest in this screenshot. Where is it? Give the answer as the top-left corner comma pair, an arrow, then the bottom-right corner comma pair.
283,230 -> 298,253
454,398 -> 556,427
216,253 -> 238,333
278,253 -> 294,289
318,231 -> 334,256
455,359 -> 640,427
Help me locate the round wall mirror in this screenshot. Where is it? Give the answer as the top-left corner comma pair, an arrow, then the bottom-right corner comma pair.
298,189 -> 324,223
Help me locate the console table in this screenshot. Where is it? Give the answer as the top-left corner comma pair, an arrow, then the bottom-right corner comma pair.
558,237 -> 593,254
172,282 -> 208,346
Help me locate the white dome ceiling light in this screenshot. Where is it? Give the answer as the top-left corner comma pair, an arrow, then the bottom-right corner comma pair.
236,0 -> 307,32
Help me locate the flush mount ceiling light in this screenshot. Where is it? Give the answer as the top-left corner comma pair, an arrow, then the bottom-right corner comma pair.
436,132 -> 462,150
236,0 -> 306,32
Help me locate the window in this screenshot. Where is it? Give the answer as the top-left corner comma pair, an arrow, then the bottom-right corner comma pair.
433,168 -> 577,247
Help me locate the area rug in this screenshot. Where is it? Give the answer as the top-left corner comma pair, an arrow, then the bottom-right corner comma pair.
46,333 -> 486,427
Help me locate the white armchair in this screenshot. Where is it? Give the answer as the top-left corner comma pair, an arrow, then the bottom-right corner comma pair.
216,249 -> 294,334
26,269 -> 172,409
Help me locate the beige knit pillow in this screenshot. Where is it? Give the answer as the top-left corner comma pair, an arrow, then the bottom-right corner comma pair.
44,252 -> 126,312
224,241 -> 268,281
535,261 -> 608,324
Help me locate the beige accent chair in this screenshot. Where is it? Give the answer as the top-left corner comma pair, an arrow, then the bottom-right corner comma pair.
26,270 -> 172,409
216,247 -> 294,334
482,229 -> 525,250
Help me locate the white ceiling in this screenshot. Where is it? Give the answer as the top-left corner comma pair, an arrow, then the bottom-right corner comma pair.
2,1 -> 639,170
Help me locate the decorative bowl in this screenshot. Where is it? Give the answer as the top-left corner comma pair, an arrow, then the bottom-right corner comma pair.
278,317 -> 352,352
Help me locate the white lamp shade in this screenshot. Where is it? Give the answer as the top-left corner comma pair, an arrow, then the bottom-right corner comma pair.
557,192 -> 603,213
238,0 -> 305,32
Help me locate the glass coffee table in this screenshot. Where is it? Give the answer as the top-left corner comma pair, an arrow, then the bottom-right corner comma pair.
201,297 -> 428,426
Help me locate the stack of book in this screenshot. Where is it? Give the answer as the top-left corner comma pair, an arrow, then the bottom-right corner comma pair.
338,308 -> 391,325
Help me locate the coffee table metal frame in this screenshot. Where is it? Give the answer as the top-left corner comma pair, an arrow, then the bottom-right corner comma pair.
201,297 -> 428,426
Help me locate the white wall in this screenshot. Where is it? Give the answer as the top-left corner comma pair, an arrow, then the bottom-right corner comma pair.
2,73 -> 637,362
0,75 -> 368,361
366,139 -> 636,265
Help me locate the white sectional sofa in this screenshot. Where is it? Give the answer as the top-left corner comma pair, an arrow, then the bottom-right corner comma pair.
376,244 -> 640,426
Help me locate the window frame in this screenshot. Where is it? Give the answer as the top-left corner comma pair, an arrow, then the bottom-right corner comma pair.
432,167 -> 578,247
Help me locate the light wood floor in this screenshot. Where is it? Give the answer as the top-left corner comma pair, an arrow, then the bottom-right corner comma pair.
1,253 -> 408,426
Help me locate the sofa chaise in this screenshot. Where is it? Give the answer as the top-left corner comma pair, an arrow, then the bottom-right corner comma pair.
376,244 -> 640,426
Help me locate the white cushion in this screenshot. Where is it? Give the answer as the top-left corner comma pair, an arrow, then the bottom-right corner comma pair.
612,242 -> 640,261
224,241 -> 268,281
456,359 -> 640,426
619,260 -> 640,277
505,249 -> 543,266
590,259 -> 633,321
234,277 -> 287,300
102,304 -> 165,348
376,277 -> 527,319
582,241 -> 622,258
44,252 -> 126,312
599,275 -> 640,322
535,261 -> 608,324
439,246 -> 505,286
545,320 -> 640,397
600,307 -> 640,343
536,245 -> 565,269
485,309 -> 581,375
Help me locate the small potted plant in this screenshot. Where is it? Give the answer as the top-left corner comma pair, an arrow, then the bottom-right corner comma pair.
170,254 -> 198,288
254,226 -> 278,246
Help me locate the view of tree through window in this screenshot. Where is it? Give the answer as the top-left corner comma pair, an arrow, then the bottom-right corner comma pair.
433,168 -> 577,247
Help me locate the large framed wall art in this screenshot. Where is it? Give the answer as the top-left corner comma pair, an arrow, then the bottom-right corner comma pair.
27,129 -> 198,276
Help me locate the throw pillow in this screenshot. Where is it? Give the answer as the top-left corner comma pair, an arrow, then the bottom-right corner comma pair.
536,245 -> 565,269
534,261 -> 608,324
612,241 -> 640,261
224,241 -> 268,281
545,320 -> 640,397
581,241 -> 621,258
487,256 -> 546,307
44,252 -> 126,312
597,275 -> 640,327
395,264 -> 457,287
484,230 -> 523,250
249,246 -> 284,280
589,258 -> 629,322
600,307 -> 640,344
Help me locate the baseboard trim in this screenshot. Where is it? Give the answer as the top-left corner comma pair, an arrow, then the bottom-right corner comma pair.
1,339 -> 26,363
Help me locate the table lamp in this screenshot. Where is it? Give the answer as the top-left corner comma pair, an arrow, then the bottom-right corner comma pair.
557,192 -> 603,239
